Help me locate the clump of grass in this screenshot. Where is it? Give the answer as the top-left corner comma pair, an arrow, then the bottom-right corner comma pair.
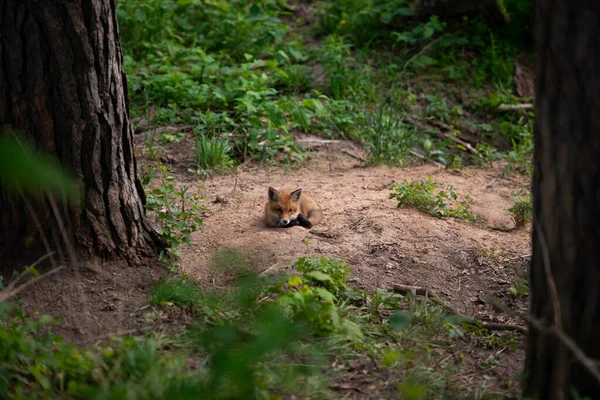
389,177 -> 478,221
509,189 -> 532,227
194,135 -> 234,172
361,102 -> 415,166
151,277 -> 202,307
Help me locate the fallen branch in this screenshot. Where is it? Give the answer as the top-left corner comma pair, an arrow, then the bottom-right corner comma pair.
404,116 -> 478,155
296,138 -> 340,145
309,230 -> 338,239
342,150 -> 367,163
409,150 -> 445,168
497,103 -> 534,111
392,283 -> 528,335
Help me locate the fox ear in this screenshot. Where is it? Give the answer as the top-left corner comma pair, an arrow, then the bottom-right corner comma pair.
268,187 -> 280,202
290,188 -> 302,202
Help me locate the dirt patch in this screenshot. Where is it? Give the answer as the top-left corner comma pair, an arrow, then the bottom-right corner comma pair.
10,259 -> 167,346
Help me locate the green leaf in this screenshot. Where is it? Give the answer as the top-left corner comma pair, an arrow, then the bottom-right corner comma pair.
313,287 -> 335,302
305,271 -> 333,283
389,311 -> 412,330
0,135 -> 80,203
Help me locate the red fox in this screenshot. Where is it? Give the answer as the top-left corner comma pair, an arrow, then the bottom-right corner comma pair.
263,187 -> 323,229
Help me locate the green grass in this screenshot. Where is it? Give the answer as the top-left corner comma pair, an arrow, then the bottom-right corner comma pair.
390,177 -> 479,221
193,135 -> 234,173
151,278 -> 202,307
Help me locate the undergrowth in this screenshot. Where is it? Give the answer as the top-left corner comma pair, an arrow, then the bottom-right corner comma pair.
118,0 -> 534,174
390,177 -> 479,221
1,255 -> 524,399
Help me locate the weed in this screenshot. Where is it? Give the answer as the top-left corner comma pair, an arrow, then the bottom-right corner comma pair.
509,189 -> 532,227
193,134 -> 234,173
472,143 -> 502,167
151,278 -> 202,307
361,101 -> 416,166
390,177 -> 479,221
293,256 -> 350,296
509,279 -> 529,298
144,166 -> 206,259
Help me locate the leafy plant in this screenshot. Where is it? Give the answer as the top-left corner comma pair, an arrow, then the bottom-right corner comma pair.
509,189 -> 532,227
390,177 -> 478,221
293,256 -> 351,296
144,166 -> 206,259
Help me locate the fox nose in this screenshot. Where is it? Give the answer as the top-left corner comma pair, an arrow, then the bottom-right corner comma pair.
281,219 -> 290,225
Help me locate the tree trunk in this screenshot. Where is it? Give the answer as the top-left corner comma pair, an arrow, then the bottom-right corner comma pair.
0,0 -> 163,263
525,1 -> 600,398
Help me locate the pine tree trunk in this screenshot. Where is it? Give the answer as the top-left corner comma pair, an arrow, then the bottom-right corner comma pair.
525,1 -> 600,398
0,0 -> 163,263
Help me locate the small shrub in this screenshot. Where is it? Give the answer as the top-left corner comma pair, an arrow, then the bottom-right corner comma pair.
294,256 -> 351,296
509,189 -> 532,227
144,166 -> 206,259
390,177 -> 478,221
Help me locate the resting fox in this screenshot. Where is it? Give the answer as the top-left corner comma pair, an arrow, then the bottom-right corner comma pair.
263,187 -> 323,229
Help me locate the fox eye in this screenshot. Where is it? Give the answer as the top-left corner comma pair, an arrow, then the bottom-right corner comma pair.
276,208 -> 283,212
288,209 -> 293,212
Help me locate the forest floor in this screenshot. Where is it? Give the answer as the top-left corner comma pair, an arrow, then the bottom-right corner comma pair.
9,1 -> 536,396
15,133 -> 531,397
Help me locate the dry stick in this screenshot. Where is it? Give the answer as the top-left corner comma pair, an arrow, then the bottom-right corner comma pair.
409,150 -> 445,168
392,283 -> 528,334
229,174 -> 239,198
400,37 -> 444,77
342,150 -> 367,163
535,223 -> 562,328
497,103 -> 534,111
48,195 -> 93,329
1,251 -> 57,298
23,197 -> 59,271
405,116 -> 479,156
0,264 -> 65,302
531,221 -> 600,385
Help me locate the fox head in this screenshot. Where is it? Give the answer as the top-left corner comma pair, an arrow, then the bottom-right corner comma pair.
267,187 -> 302,226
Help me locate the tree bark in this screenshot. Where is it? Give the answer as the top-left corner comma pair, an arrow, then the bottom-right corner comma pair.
525,1 -> 600,398
0,0 -> 163,263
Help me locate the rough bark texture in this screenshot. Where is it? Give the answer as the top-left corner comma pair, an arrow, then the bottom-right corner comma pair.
525,0 -> 600,398
0,0 -> 162,263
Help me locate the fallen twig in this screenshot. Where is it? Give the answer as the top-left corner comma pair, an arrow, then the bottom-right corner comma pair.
259,263 -> 284,276
309,230 -> 338,239
1,264 -> 65,302
404,116 -> 478,155
497,103 -> 534,111
392,283 -> 528,334
409,150 -> 445,168
342,150 -> 366,163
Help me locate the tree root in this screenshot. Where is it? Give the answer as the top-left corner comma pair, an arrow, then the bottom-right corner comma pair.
392,284 -> 528,335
